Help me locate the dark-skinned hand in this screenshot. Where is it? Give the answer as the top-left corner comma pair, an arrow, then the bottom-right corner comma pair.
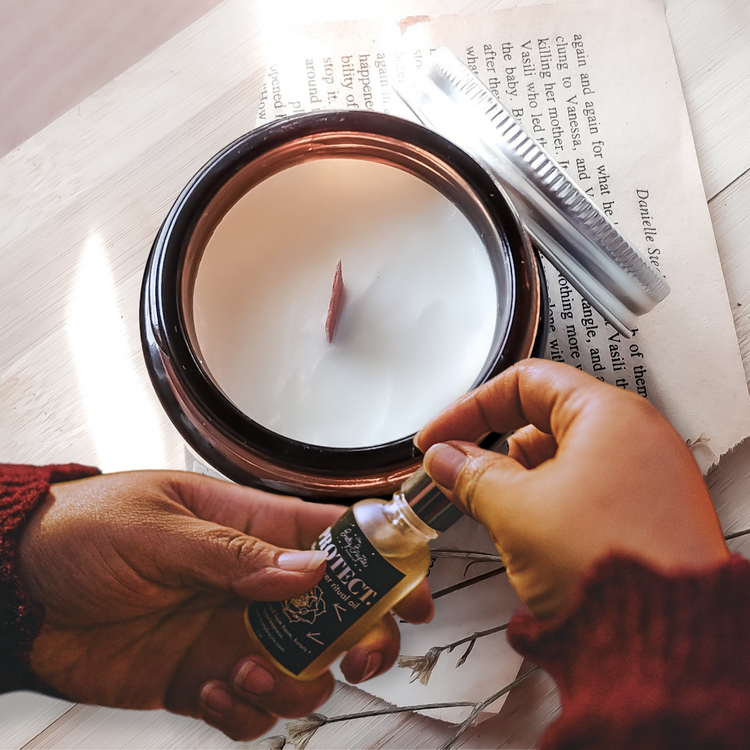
17,471 -> 433,741
417,359 -> 729,619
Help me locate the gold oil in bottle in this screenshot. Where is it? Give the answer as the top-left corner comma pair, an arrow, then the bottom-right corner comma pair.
244,469 -> 462,680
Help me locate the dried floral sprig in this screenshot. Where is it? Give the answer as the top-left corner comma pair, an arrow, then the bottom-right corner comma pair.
398,622 -> 510,684
398,647 -> 441,686
286,714 -> 326,750
284,701 -> 476,750
439,666 -> 542,750
252,735 -> 287,750
282,668 -> 539,749
686,433 -> 710,448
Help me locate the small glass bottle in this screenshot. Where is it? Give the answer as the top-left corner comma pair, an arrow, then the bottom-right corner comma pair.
244,469 -> 463,680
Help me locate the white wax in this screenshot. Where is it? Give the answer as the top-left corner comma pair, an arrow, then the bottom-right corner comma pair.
193,158 -> 498,448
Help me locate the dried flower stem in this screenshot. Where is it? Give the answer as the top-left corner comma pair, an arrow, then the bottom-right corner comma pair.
725,527 -> 750,541
284,701 -> 477,748
432,566 -> 506,601
431,549 -> 506,576
398,556 -> 505,624
446,622 -> 510,651
447,622 -> 510,667
318,700 -> 476,724
284,669 -> 541,750
399,622 -> 510,683
431,549 -> 503,563
439,667 -> 542,750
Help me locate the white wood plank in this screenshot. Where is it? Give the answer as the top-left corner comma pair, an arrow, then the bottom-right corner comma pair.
0,81 -> 266,469
0,0 -> 266,254
703,164 -> 750,551
665,0 -> 750,199
708,167 -> 750,382
0,694 -> 72,749
709,435 -> 750,541
22,704 -> 246,750
0,0 -> 225,158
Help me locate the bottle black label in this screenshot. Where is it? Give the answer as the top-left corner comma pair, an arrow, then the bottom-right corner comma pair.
246,508 -> 405,675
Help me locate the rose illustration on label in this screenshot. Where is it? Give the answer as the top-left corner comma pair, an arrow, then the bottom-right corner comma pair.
282,586 -> 327,624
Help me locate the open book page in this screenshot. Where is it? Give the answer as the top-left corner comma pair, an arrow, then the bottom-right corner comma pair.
256,0 -> 750,722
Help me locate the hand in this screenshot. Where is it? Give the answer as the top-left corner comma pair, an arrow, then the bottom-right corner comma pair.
416,359 -> 729,620
17,471 -> 432,741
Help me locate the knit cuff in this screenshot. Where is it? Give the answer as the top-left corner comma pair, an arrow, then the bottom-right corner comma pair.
508,554 -> 750,750
0,463 -> 100,694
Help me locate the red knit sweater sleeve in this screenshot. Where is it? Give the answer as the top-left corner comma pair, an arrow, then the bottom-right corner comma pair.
0,463 -> 99,694
508,554 -> 750,750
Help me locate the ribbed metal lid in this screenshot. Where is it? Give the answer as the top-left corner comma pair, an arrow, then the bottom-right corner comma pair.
395,47 -> 670,337
400,466 -> 463,532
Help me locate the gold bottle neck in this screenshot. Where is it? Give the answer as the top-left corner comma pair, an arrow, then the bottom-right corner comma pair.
386,493 -> 439,543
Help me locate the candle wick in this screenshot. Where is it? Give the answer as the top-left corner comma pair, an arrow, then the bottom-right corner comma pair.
325,259 -> 346,344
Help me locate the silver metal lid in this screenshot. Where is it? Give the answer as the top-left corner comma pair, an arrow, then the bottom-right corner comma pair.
395,47 -> 670,337
398,466 -> 463,532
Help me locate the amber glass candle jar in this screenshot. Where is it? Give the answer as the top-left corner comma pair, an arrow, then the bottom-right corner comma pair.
141,110 -> 546,499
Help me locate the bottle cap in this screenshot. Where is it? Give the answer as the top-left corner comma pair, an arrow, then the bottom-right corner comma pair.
395,47 -> 670,337
399,467 -> 463,532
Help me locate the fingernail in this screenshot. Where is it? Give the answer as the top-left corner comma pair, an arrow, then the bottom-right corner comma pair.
200,682 -> 233,715
233,658 -> 276,696
425,443 -> 467,491
361,652 -> 383,682
277,549 -> 328,572
344,648 -> 383,683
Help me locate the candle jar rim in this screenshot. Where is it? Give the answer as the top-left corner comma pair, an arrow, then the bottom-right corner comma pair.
141,110 -> 544,499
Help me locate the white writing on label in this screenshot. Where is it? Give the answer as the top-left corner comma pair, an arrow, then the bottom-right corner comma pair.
318,527 -> 378,604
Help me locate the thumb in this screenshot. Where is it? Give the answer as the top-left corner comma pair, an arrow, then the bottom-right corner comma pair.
142,515 -> 328,602
423,440 -> 526,533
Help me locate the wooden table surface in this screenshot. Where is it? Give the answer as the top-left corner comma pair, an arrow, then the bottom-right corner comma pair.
2,0 -> 750,747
